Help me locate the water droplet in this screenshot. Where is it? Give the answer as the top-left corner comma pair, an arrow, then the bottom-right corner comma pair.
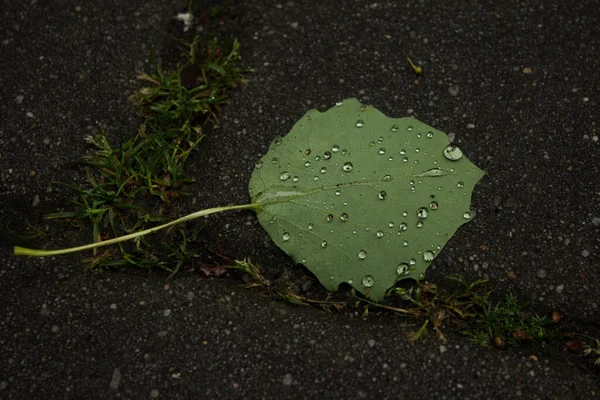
457,181 -> 465,188
304,161 -> 311,167
463,211 -> 472,220
279,171 -> 291,181
378,191 -> 387,200
273,137 -> 283,146
403,157 -> 409,163
308,223 -> 314,230
321,240 -> 328,248
292,176 -> 299,182
335,100 -> 343,106
315,155 -> 321,162
272,157 -> 279,164
340,213 -> 349,222
369,141 -> 375,147
417,207 -> 429,219
423,250 -> 435,261
320,167 -> 327,173
379,148 -> 386,155
443,145 -> 464,161
270,216 -> 278,224
416,167 -> 445,177
417,133 -> 422,138
397,263 -> 410,275
416,221 -> 424,228
378,136 -> 384,144
313,176 -> 319,181
358,250 -> 367,259
409,258 -> 416,265
332,145 -> 340,153
362,275 -> 374,287
348,278 -> 354,284
429,201 -> 439,210
398,222 -> 407,231
343,162 -> 353,172
323,151 -> 332,160
403,241 -> 409,246
327,214 -> 334,222
388,221 -> 394,227
426,131 -> 434,138
342,149 -> 348,155
376,230 -> 384,238
360,104 -> 367,111
402,211 -> 408,217
282,232 -> 290,241
400,149 -> 407,155
356,120 -> 364,128
255,161 -> 263,169
335,189 -> 341,196
382,175 -> 393,181
305,149 -> 312,156
391,124 -> 399,132
407,125 -> 413,131
343,201 -> 348,206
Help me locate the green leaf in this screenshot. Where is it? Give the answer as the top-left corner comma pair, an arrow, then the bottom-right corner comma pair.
249,98 -> 485,300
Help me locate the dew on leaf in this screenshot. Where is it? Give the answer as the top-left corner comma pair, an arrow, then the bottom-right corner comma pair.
400,149 -> 406,155
348,278 -> 354,284
369,141 -> 375,147
272,157 -> 279,164
323,151 -> 332,160
397,263 -> 410,275
340,213 -> 349,222
315,155 -> 321,161
423,250 -> 435,261
356,120 -> 364,128
402,211 -> 408,217
335,100 -> 343,106
463,211 -> 472,220
417,207 -> 429,219
457,181 -> 465,188
409,258 -> 416,265
403,241 -> 409,246
360,104 -> 367,111
304,161 -> 311,167
426,131 -> 434,138
320,167 -> 327,173
388,156 -> 394,161
443,145 -> 464,161
273,137 -> 283,146
342,149 -> 348,155
305,149 -> 311,155
429,201 -> 439,210
308,223 -> 314,230
391,124 -> 399,132
362,275 -> 374,287
417,221 -> 424,228
398,222 -> 407,231
388,221 -> 394,227
379,148 -> 386,155
282,232 -> 290,241
417,167 -> 445,177
382,175 -> 393,181
293,176 -> 299,182
376,230 -> 384,238
407,125 -> 413,131
342,162 -> 353,172
332,145 -> 340,152
378,191 -> 387,200
279,172 -> 291,181
335,189 -> 341,196
358,250 -> 367,259
403,157 -> 409,163
255,161 -> 263,169
321,240 -> 328,248
327,214 -> 334,222
313,176 -> 319,181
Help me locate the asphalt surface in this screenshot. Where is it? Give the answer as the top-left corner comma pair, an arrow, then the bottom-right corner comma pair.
1,0 -> 599,398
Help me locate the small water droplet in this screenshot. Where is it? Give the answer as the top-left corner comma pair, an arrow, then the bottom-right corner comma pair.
417,133 -> 421,138
308,223 -> 314,230
397,263 -> 410,275
358,250 -> 367,259
388,156 -> 394,161
399,222 -> 407,231
315,155 -> 321,162
305,149 -> 311,156
282,232 -> 290,241
409,258 -> 416,265
379,148 -> 386,155
376,230 -> 384,238
255,161 -> 263,169
343,201 -> 348,206
321,240 -> 328,248
426,131 -> 434,138
273,137 -> 283,146
270,216 -> 278,224
417,167 -> 445,177
382,175 -> 393,181
320,167 -> 327,173
407,125 -> 413,131
417,220 -> 424,228
417,207 -> 429,219
348,278 -> 354,284
443,145 -> 464,161
335,189 -> 341,196
403,241 -> 409,246
327,214 -> 334,222
457,181 -> 465,188
362,275 -> 374,287
388,221 -> 394,227
378,136 -> 384,144
323,151 -> 332,160
272,157 -> 279,164
369,141 -> 375,147
305,161 -> 311,167
360,104 -> 367,111
342,149 -> 348,155
429,201 -> 439,210
356,119 -> 364,128
313,176 -> 319,181
378,191 -> 387,200
463,211 -> 472,220
403,157 -> 409,163
279,171 -> 291,181
402,211 -> 408,217
340,213 -> 349,222
332,145 -> 340,153
342,162 -> 353,172
292,176 -> 299,182
335,100 -> 343,106
423,250 -> 435,261
400,149 -> 406,155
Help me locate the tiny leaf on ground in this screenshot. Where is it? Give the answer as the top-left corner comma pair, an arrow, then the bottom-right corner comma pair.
249,98 -> 485,300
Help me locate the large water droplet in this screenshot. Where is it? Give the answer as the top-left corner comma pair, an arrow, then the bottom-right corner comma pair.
400,149 -> 406,155
416,167 -> 445,177
443,145 -> 464,161
397,263 -> 410,275
343,162 -> 353,172
282,232 -> 290,241
279,171 -> 291,181
379,148 -> 386,155
323,151 -> 332,160
423,250 -> 435,261
356,120 -> 364,128
340,213 -> 349,222
378,191 -> 387,200
332,144 -> 340,152
382,175 -> 393,181
417,207 -> 429,219
335,189 -> 341,196
362,275 -> 374,287
376,230 -> 384,238
358,250 -> 367,259
388,221 -> 394,227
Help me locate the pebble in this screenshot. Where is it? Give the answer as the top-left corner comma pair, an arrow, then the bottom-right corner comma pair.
556,284 -> 565,294
367,339 -> 376,348
109,368 -> 121,389
592,217 -> 600,226
282,373 -> 293,386
581,250 -> 590,257
536,269 -> 547,279
150,389 -> 159,398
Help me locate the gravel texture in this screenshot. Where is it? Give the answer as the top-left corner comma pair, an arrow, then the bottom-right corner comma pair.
1,0 -> 599,398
